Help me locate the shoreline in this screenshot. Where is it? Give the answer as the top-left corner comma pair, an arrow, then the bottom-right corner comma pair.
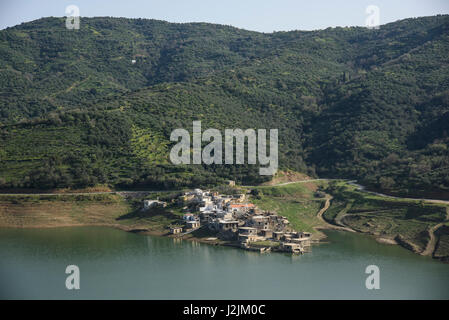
0,222 -> 167,237
2,217 -> 448,263
1,180 -> 448,261
313,195 -> 449,262
318,221 -> 449,263
0,221 -> 320,252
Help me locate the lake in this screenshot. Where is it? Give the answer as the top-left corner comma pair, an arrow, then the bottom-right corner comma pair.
0,226 -> 448,299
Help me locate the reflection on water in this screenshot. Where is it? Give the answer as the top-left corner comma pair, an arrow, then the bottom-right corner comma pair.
0,226 -> 448,299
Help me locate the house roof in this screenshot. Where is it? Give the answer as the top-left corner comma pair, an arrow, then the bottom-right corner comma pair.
218,220 -> 239,224
230,203 -> 255,208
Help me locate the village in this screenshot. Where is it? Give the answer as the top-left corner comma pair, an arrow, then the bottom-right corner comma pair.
143,186 -> 312,254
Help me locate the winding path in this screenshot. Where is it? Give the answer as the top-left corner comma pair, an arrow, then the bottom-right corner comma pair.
0,190 -> 180,197
347,181 -> 449,205
242,178 -> 333,188
316,196 -> 355,233
247,178 -> 449,252
3,178 -> 448,245
421,207 -> 449,256
346,181 -> 449,256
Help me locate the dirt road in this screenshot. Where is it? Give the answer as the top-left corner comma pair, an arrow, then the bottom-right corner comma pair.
316,197 -> 355,233
347,181 -> 449,205
421,207 -> 449,256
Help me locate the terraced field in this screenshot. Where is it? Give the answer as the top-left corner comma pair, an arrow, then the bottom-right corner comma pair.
325,181 -> 449,259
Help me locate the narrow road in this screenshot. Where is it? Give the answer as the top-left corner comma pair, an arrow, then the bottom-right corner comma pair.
316,197 -> 355,233
0,190 -> 180,196
242,178 -> 332,188
272,179 -> 331,186
422,207 -> 449,256
247,179 -> 449,205
422,223 -> 443,256
334,202 -> 353,228
347,181 -> 449,205
1,179 -> 325,196
3,178 -> 448,206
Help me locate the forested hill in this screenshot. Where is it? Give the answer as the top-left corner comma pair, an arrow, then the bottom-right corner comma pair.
0,16 -> 448,197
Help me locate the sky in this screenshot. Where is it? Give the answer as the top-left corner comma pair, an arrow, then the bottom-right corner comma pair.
1,0 -> 448,32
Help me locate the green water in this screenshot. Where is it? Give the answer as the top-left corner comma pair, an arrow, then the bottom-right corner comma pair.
0,227 -> 448,299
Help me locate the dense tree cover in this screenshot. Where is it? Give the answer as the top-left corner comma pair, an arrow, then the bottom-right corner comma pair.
0,16 -> 448,195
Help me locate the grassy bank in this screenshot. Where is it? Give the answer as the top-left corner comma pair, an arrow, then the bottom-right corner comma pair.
325,181 -> 449,259
3,178 -> 449,261
0,193 -> 183,235
248,181 -> 329,238
245,178 -> 449,261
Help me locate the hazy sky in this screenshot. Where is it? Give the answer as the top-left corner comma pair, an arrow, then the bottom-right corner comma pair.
1,0 -> 448,32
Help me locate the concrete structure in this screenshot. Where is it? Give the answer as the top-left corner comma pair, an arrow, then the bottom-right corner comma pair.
199,211 -> 213,222
229,203 -> 255,213
289,237 -> 311,246
217,220 -> 239,232
238,227 -> 258,236
199,203 -> 215,212
186,220 -> 200,229
170,226 -> 183,234
216,210 -> 233,221
283,233 -> 293,241
238,234 -> 260,244
143,200 -> 167,210
251,215 -> 270,230
273,231 -> 284,240
260,229 -> 273,239
299,232 -> 312,238
281,242 -> 303,254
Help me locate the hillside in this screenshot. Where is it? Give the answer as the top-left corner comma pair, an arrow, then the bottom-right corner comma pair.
0,16 -> 448,196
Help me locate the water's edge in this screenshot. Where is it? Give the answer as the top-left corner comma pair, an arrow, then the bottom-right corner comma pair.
1,226 -> 448,299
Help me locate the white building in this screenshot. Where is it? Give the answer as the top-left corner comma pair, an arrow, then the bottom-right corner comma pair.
143,200 -> 166,210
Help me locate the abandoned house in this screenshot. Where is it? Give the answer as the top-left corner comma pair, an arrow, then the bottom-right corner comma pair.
143,199 -> 167,210
170,226 -> 183,234
186,220 -> 201,230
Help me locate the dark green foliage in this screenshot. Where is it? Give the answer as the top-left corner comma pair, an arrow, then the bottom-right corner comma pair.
1,16 -> 449,195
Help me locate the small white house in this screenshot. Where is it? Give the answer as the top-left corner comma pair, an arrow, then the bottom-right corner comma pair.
143,200 -> 166,210
186,220 -> 200,229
